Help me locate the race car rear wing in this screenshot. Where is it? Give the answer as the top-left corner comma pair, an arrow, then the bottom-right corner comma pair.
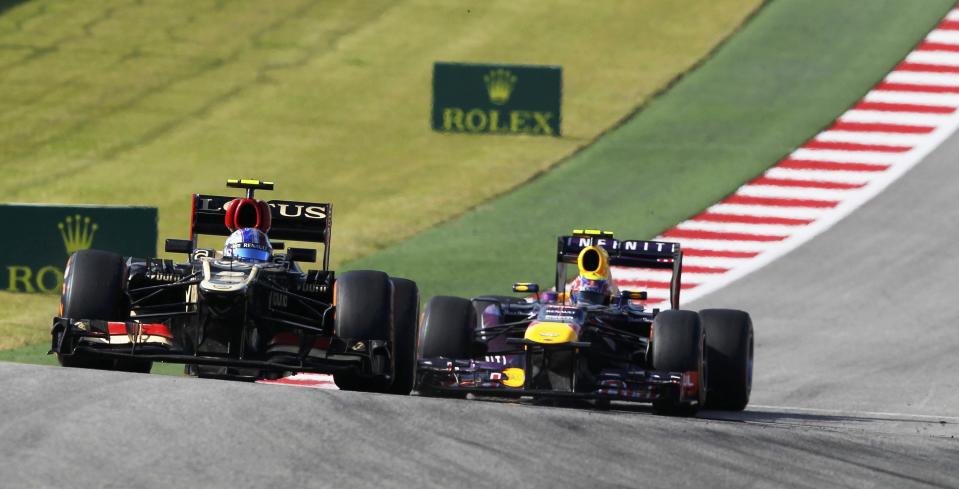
190,194 -> 333,269
555,234 -> 683,309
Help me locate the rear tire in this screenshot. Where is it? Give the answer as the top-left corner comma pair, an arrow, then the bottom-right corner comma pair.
701,309 -> 753,411
417,296 -> 473,398
387,277 -> 419,395
333,270 -> 392,391
651,310 -> 703,416
58,250 -> 152,373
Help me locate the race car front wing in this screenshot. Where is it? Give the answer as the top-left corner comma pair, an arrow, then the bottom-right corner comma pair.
417,350 -> 698,404
50,316 -> 387,376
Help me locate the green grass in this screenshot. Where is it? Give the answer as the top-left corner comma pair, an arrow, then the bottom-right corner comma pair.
349,0 -> 956,303
0,343 -> 187,376
0,0 -> 763,364
0,0 -> 760,261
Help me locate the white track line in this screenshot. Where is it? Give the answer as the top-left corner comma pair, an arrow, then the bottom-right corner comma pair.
748,404 -> 959,422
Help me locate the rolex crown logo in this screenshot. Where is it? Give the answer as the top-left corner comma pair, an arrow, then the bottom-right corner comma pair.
484,68 -> 517,106
58,214 -> 99,255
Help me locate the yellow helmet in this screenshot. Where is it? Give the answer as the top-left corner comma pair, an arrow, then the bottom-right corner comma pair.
577,245 -> 611,281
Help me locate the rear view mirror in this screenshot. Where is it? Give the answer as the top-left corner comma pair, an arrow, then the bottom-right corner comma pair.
512,282 -> 539,293
165,239 -> 192,254
621,290 -> 647,300
287,247 -> 316,263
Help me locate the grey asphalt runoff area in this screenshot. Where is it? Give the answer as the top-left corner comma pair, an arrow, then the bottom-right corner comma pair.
3,136 -> 959,487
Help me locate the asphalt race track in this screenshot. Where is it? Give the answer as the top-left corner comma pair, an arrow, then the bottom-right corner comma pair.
3,143 -> 959,488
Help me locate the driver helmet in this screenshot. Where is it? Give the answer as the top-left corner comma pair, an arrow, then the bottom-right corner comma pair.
223,228 -> 272,263
570,246 -> 617,305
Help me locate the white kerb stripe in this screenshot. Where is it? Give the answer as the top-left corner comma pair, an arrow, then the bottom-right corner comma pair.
763,167 -> 877,184
925,29 -> 959,45
947,10 -> 959,21
814,130 -> 930,146
676,219 -> 805,237
885,70 -> 959,87
735,185 -> 858,201
838,109 -> 952,127
613,269 -> 717,283
863,90 -> 959,108
790,148 -> 902,164
706,203 -> 830,220
906,50 -> 959,67
681,255 -> 753,269
652,237 -> 772,252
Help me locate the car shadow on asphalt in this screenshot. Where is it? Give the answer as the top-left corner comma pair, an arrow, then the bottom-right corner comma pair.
464,394 -> 958,437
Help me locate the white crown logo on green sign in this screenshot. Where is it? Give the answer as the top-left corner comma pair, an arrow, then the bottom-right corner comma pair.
58,215 -> 98,255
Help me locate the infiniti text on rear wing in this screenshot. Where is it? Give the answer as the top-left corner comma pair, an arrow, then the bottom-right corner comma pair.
555,235 -> 683,309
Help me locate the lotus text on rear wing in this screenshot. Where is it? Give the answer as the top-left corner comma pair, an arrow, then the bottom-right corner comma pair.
195,198 -> 327,219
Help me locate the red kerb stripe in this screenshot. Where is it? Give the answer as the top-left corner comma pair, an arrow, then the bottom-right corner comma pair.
803,140 -> 913,152
778,159 -> 890,172
723,194 -> 839,208
875,81 -> 959,94
682,265 -> 730,274
896,62 -> 959,74
936,20 -> 959,30
750,176 -> 865,190
615,280 -> 698,290
692,213 -> 813,226
265,378 -> 336,387
829,121 -> 935,134
853,101 -> 955,114
662,229 -> 786,242
682,249 -> 759,259
915,41 -> 959,53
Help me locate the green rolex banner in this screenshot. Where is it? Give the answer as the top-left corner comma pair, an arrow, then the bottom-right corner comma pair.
432,62 -> 562,136
1,204 -> 157,293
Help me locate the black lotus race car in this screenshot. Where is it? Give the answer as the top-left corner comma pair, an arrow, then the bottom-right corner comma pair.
416,230 -> 753,414
51,179 -> 419,394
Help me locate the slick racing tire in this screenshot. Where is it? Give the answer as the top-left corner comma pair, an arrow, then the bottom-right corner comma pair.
58,250 -> 152,373
333,270 -> 392,391
701,309 -> 753,411
417,296 -> 473,398
651,310 -> 704,416
387,277 -> 419,395
419,296 -> 472,359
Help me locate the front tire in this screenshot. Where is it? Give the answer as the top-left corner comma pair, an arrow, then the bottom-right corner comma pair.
333,270 -> 392,391
701,309 -> 753,411
387,277 -> 419,395
651,310 -> 703,416
417,296 -> 473,398
58,250 -> 152,373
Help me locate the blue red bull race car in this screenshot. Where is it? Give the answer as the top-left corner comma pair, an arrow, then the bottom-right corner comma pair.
416,230 -> 754,415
